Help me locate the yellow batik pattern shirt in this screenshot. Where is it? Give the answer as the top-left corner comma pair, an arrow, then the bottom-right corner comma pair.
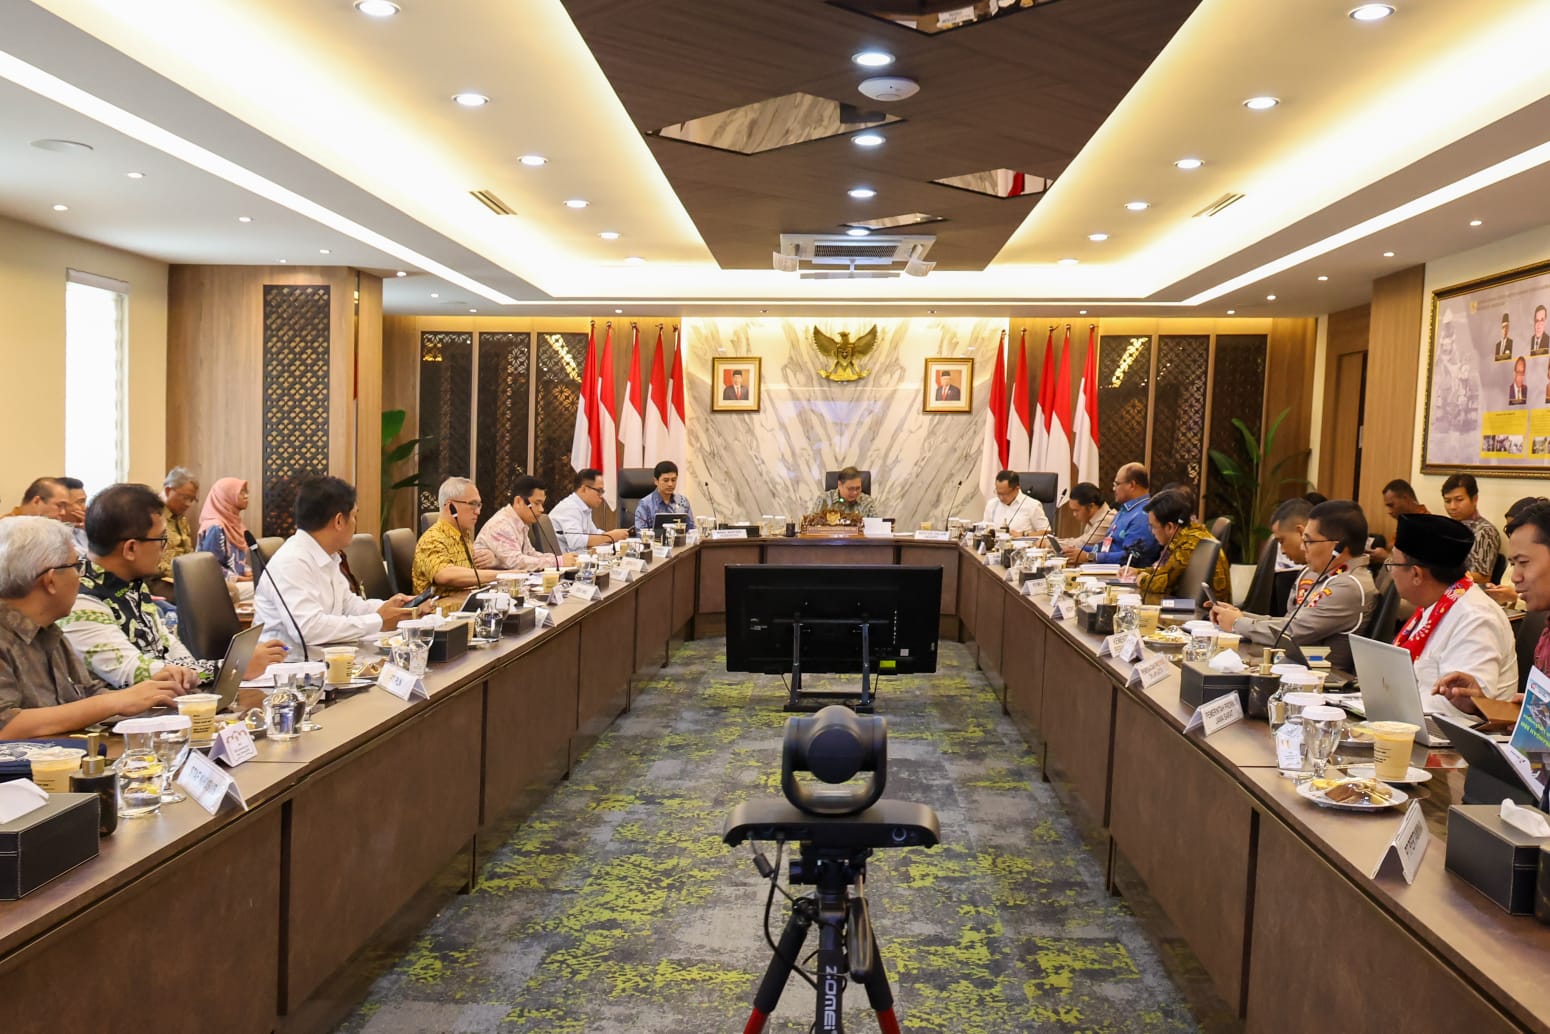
412,519 -> 475,594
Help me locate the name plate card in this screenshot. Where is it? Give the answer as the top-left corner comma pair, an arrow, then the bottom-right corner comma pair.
1023,579 -> 1045,597
618,557 -> 647,574
1049,598 -> 1074,621
652,545 -> 673,559
376,662 -> 428,701
568,582 -> 601,602
1099,633 -> 1143,662
1127,653 -> 1173,690
1370,801 -> 1429,884
914,530 -> 950,541
1184,693 -> 1244,737
207,724 -> 257,767
711,528 -> 749,540
534,606 -> 554,628
176,751 -> 248,814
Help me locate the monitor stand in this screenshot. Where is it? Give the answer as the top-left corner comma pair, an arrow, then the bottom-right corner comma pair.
778,615 -> 887,713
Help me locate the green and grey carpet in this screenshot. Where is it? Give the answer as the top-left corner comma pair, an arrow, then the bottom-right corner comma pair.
338,639 -> 1204,1033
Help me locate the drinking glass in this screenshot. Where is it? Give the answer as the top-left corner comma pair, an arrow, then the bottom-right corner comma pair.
1301,706 -> 1346,779
299,676 -> 326,733
476,608 -> 503,640
154,726 -> 189,803
1114,594 -> 1142,636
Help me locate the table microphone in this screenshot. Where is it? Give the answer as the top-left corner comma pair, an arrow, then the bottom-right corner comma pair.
246,530 -> 308,661
1266,552 -> 1337,661
701,480 -> 724,525
940,477 -> 966,529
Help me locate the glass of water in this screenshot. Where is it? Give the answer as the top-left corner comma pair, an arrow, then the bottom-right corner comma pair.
154,724 -> 190,803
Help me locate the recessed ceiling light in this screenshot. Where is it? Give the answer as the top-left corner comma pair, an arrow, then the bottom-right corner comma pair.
847,187 -> 877,199
1057,258 -> 1078,266
395,270 -> 407,277
452,93 -> 489,108
237,215 -> 252,223
624,256 -> 645,264
51,203 -> 68,211
125,171 -> 144,179
1088,233 -> 1109,242
469,308 -> 478,313
851,50 -> 894,68
1348,4 -> 1395,22
563,199 -> 589,209
354,0 -> 400,16
430,292 -> 439,298
1078,309 -> 1088,315
517,154 -> 547,167
598,231 -> 620,240
1174,157 -> 1204,170
278,259 -> 288,263
1317,275 -> 1329,281
319,248 -> 331,254
615,308 -> 624,314
846,227 -> 871,237
1226,309 -> 1236,315
31,138 -> 92,154
1266,294 -> 1277,301
852,133 -> 885,147
1243,96 -> 1280,111
1124,201 -> 1150,211
1469,219 -> 1483,227
1383,250 -> 1395,257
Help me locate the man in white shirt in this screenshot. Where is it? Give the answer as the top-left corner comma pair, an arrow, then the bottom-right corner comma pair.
473,475 -> 575,571
981,470 -> 1050,539
254,476 -> 420,658
1386,512 -> 1516,701
1056,482 -> 1115,552
547,468 -> 631,553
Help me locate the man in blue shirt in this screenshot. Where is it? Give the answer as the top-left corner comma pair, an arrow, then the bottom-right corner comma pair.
633,460 -> 695,532
1063,462 -> 1160,567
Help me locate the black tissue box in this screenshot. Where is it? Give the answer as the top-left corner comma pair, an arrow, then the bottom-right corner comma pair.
1446,804 -> 1550,914
0,792 -> 100,900
502,606 -> 536,635
430,621 -> 469,664
1179,659 -> 1250,710
1078,602 -> 1116,635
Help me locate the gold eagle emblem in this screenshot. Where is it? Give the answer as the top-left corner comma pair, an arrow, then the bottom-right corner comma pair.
813,326 -> 879,382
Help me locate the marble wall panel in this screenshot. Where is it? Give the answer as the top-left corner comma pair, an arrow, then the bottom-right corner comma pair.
683,318 -> 1004,530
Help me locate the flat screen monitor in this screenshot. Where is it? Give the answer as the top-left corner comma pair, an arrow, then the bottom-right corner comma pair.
653,511 -> 690,531
725,564 -> 941,675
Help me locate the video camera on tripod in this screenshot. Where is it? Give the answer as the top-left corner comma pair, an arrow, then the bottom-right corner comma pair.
723,706 -> 939,1034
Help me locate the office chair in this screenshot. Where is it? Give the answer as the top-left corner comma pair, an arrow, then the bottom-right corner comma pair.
1180,537 -> 1226,607
382,528 -> 416,596
617,467 -> 656,530
1015,472 -> 1059,531
249,536 -> 284,581
344,533 -> 394,600
173,553 -> 242,660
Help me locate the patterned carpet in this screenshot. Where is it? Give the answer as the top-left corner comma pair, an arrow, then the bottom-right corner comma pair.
338,638 -> 1204,1033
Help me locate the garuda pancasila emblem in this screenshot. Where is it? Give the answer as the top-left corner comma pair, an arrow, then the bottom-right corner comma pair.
813,326 -> 879,382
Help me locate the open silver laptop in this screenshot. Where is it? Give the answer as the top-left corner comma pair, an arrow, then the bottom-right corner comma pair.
1347,633 -> 1481,747
210,624 -> 264,711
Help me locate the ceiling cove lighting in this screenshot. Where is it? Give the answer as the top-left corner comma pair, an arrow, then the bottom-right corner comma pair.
1348,4 -> 1395,22
1174,158 -> 1204,170
851,50 -> 894,68
452,93 -> 489,108
517,154 -> 547,167
354,0 -> 400,16
0,49 -> 518,305
852,132 -> 885,147
1243,96 -> 1280,111
847,187 -> 877,199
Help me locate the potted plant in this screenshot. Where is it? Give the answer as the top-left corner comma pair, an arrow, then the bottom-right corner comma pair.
1208,407 -> 1309,594
380,409 -> 434,531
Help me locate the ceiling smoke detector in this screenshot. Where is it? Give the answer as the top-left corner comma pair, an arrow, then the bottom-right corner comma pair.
857,77 -> 920,102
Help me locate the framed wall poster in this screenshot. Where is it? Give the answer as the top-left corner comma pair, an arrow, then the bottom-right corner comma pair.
1423,259 -> 1550,475
711,356 -> 761,412
923,356 -> 973,413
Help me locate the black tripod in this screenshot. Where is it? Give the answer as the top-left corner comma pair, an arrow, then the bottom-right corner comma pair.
742,843 -> 902,1034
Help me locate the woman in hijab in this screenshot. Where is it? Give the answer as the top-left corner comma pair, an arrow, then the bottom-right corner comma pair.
197,477 -> 252,601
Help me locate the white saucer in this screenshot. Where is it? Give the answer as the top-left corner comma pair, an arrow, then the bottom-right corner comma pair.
1343,763 -> 1432,786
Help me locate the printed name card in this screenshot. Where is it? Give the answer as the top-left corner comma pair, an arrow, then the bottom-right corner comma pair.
914,530 -> 950,541
1049,598 -> 1074,621
1127,653 -> 1173,690
711,528 -> 749,540
176,751 -> 247,815
618,557 -> 647,574
568,582 -> 601,602
376,662 -> 428,701
534,606 -> 553,628
207,724 -> 257,767
1184,693 -> 1244,737
1370,801 -> 1429,884
652,545 -> 673,559
1099,634 -> 1142,662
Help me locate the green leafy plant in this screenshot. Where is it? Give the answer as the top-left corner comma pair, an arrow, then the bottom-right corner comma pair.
380,409 -> 434,530
1208,407 -> 1309,564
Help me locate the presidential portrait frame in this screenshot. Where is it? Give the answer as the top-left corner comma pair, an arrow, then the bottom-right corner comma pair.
922,356 -> 973,413
711,356 -> 762,412
1422,257 -> 1550,477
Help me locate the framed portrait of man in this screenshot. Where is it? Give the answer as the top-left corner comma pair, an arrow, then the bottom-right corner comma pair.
711,356 -> 761,412
923,357 -> 973,413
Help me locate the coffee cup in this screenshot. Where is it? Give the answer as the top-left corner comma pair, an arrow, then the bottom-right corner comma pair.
29,746 -> 85,793
541,570 -> 561,593
1367,720 -> 1419,780
177,692 -> 221,746
323,646 -> 357,685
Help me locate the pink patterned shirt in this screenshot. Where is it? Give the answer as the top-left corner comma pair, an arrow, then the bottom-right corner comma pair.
473,505 -> 559,571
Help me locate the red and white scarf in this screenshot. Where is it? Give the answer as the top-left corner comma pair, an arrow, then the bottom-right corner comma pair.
1392,577 -> 1472,661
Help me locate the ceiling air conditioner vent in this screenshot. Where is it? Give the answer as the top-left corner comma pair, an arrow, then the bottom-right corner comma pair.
1193,192 -> 1245,218
778,233 -> 935,268
470,189 -> 517,216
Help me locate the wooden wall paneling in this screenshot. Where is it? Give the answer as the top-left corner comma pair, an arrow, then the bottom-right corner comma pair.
1318,304 -> 1372,504
354,273 -> 384,536
483,627 -> 579,827
1263,318 -> 1317,504
1358,267 -> 1426,539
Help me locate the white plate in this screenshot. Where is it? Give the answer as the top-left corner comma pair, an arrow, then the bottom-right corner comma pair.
1295,779 -> 1410,811
1342,763 -> 1432,786
467,636 -> 500,648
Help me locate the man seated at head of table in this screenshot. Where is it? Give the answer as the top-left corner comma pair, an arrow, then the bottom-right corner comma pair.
254,476 -> 420,657
1382,512 -> 1517,702
1131,488 -> 1231,605
1063,462 -> 1160,568
473,475 -> 576,572
0,516 -> 185,739
810,466 -> 878,519
1056,482 -> 1115,553
633,461 -> 696,533
548,468 -> 633,553
412,477 -> 525,593
982,470 -> 1050,539
1208,500 -> 1377,673
58,483 -> 285,689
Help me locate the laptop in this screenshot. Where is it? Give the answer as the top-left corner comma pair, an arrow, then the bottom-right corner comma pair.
209,624 -> 264,711
1346,633 -> 1481,747
652,512 -> 690,531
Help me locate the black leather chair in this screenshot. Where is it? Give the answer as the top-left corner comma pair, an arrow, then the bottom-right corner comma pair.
1516,611 -> 1549,695
1491,551 -> 1509,584
1180,536 -> 1226,607
823,470 -> 872,496
345,533 -> 394,600
382,528 -> 416,596
535,514 -> 564,556
618,467 -> 656,531
1364,581 -> 1402,643
173,552 -> 241,661
1242,537 -> 1279,614
1014,472 -> 1059,530
419,511 -> 438,535
1209,516 -> 1233,560
249,535 -> 284,582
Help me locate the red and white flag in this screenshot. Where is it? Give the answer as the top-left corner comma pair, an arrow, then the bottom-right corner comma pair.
1008,329 -> 1033,473
1032,327 -> 1055,471
977,330 -> 1009,500
1073,325 -> 1101,486
598,323 -> 619,502
1048,326 -> 1075,502
667,325 -> 688,473
569,321 -> 601,475
620,324 -> 645,469
643,325 -> 669,464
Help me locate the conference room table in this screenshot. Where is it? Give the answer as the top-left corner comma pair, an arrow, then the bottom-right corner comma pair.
2,535 -> 1548,1033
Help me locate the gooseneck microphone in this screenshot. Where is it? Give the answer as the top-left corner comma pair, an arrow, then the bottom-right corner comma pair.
940,477 -> 967,530
1267,552 -> 1337,661
701,479 -> 724,526
246,530 -> 308,661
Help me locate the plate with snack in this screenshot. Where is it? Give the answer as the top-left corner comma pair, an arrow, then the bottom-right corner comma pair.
1297,777 -> 1410,811
1340,763 -> 1432,786
1141,626 -> 1190,649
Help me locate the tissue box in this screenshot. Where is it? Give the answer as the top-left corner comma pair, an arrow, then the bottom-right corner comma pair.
502,606 -> 536,635
429,621 -> 469,665
1445,804 -> 1550,914
1179,659 -> 1250,710
0,792 -> 100,900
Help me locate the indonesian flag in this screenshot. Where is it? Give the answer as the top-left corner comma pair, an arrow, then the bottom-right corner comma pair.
643,326 -> 669,464
1032,327 -> 1055,471
620,324 -> 645,469
1008,329 -> 1033,473
597,323 -> 619,503
1074,325 -> 1101,486
1048,325 -> 1075,502
667,325 -> 688,473
977,330 -> 1009,500
569,321 -> 600,475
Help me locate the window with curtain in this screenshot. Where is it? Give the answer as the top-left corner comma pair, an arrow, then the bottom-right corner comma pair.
64,270 -> 129,494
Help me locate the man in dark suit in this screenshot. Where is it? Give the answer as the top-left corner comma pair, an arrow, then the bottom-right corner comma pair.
934,369 -> 961,402
1496,313 -> 1514,361
1510,356 -> 1528,405
1530,305 -> 1549,356
722,370 -> 749,401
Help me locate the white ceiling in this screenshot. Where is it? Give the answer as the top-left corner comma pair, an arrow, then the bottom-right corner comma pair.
2,0 -> 1549,316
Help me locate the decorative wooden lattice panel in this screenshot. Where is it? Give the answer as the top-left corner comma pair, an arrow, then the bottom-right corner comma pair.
1151,336 -> 1210,504
417,332 -> 473,514
475,332 -> 532,519
532,331 -> 589,492
1097,334 -> 1152,493
261,284 -> 330,537
1206,334 -> 1268,538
